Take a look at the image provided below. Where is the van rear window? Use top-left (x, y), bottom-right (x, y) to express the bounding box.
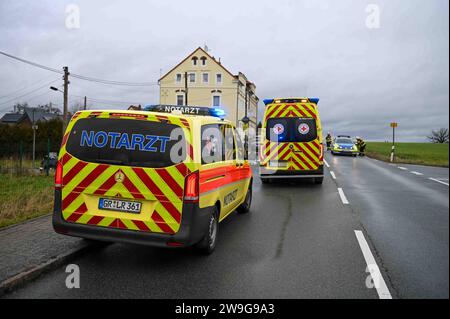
top-left (266, 118), bottom-right (317, 143)
top-left (66, 118), bottom-right (187, 168)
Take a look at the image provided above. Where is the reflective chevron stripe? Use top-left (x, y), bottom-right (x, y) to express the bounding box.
top-left (59, 110), bottom-right (196, 235)
top-left (260, 102), bottom-right (322, 171)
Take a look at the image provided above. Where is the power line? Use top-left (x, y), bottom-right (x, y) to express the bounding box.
top-left (0, 50), bottom-right (63, 74)
top-left (0, 79), bottom-right (60, 108)
top-left (0, 50), bottom-right (159, 87)
top-left (0, 74), bottom-right (58, 99)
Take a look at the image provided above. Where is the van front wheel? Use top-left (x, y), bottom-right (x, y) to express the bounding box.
top-left (196, 206), bottom-right (219, 255)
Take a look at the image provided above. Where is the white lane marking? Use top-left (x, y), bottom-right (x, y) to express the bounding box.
top-left (410, 171), bottom-right (424, 176)
top-left (354, 230), bottom-right (392, 299)
top-left (330, 171), bottom-right (336, 180)
top-left (429, 178), bottom-right (449, 186)
top-left (338, 188), bottom-right (349, 204)
top-left (398, 167), bottom-right (408, 170)
top-left (324, 160), bottom-right (330, 168)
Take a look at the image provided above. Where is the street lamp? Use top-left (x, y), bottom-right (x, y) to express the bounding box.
top-left (50, 86), bottom-right (62, 93)
top-left (50, 86), bottom-right (66, 136)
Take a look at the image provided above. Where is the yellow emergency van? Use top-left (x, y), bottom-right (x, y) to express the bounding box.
top-left (259, 98), bottom-right (324, 184)
top-left (53, 106), bottom-right (252, 254)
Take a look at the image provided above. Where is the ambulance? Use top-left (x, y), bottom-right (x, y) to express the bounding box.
top-left (53, 106), bottom-right (252, 254)
top-left (259, 98), bottom-right (324, 184)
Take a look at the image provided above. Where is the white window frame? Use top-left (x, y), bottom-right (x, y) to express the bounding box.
top-left (202, 72), bottom-right (209, 84)
top-left (212, 95), bottom-right (221, 107)
top-left (216, 73), bottom-right (223, 85)
top-left (200, 57), bottom-right (207, 66)
top-left (192, 57), bottom-right (198, 67)
top-left (176, 94), bottom-right (185, 106)
top-left (175, 73), bottom-right (182, 84)
top-left (189, 73), bottom-right (196, 83)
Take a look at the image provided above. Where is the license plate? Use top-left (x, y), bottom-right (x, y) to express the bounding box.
top-left (270, 161), bottom-right (288, 168)
top-left (99, 198), bottom-right (142, 214)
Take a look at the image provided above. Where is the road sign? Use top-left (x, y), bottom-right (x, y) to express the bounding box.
top-left (390, 122), bottom-right (398, 128)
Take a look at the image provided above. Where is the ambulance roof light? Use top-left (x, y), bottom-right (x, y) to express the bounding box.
top-left (309, 98), bottom-right (320, 105)
top-left (263, 98), bottom-right (320, 105)
top-left (144, 105), bottom-right (226, 118)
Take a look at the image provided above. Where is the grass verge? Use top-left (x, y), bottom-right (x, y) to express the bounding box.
top-left (366, 142), bottom-right (449, 167)
top-left (0, 174), bottom-right (54, 229)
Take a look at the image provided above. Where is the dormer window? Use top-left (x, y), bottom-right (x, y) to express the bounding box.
top-left (200, 56), bottom-right (207, 66)
top-left (192, 57), bottom-right (198, 66)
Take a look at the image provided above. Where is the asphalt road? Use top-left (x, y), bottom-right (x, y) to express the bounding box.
top-left (4, 154), bottom-right (448, 299)
top-left (326, 154), bottom-right (449, 298)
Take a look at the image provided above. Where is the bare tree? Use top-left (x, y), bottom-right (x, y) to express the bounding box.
top-left (427, 128), bottom-right (449, 144)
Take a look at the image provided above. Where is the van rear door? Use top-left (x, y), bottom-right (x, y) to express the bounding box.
top-left (60, 111), bottom-right (194, 234)
top-left (262, 103), bottom-right (322, 171)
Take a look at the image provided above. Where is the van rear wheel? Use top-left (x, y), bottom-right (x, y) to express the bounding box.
top-left (237, 185), bottom-right (252, 214)
top-left (314, 177), bottom-right (324, 185)
top-left (196, 206), bottom-right (219, 255)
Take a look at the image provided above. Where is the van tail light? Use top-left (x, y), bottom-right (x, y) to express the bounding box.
top-left (184, 171), bottom-right (199, 203)
top-left (319, 144), bottom-right (324, 161)
top-left (55, 161), bottom-right (63, 190)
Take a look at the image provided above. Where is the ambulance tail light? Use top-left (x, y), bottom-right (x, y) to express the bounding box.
top-left (319, 144), bottom-right (324, 161)
top-left (55, 161), bottom-right (63, 190)
top-left (184, 171), bottom-right (199, 203)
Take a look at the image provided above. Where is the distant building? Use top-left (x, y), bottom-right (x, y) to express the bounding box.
top-left (0, 107), bottom-right (62, 126)
top-left (159, 47), bottom-right (259, 132)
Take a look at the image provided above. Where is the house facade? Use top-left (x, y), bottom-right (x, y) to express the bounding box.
top-left (159, 47), bottom-right (259, 133)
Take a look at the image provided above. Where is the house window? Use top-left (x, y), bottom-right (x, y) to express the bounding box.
top-left (176, 74), bottom-right (182, 84)
top-left (213, 95), bottom-right (221, 107)
top-left (216, 73), bottom-right (222, 84)
top-left (200, 56), bottom-right (207, 66)
top-left (192, 57), bottom-right (198, 66)
top-left (189, 73), bottom-right (196, 83)
top-left (202, 73), bottom-right (209, 84)
top-left (177, 95), bottom-right (184, 106)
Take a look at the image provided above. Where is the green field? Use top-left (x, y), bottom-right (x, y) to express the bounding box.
top-left (0, 174), bottom-right (54, 228)
top-left (366, 142), bottom-right (449, 167)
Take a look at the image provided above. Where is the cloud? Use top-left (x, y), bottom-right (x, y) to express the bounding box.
top-left (0, 0), bottom-right (448, 141)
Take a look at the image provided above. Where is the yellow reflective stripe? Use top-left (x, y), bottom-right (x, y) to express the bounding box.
top-left (142, 219), bottom-right (163, 233)
top-left (166, 166), bottom-right (185, 189)
top-left (104, 182), bottom-right (132, 198)
top-left (62, 164), bottom-right (98, 199)
top-left (77, 213), bottom-right (93, 224)
top-left (62, 156), bottom-right (78, 177)
top-left (121, 167), bottom-right (156, 200)
top-left (97, 216), bottom-right (115, 227)
top-left (122, 219), bottom-right (139, 231)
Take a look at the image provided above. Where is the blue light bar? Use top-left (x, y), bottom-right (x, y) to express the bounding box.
top-left (309, 98), bottom-right (320, 105)
top-left (263, 99), bottom-right (274, 105)
top-left (210, 108), bottom-right (226, 118)
top-left (144, 105), bottom-right (226, 118)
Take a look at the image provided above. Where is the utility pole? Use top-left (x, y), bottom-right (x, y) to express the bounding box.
top-left (63, 66), bottom-right (69, 134)
top-left (32, 109), bottom-right (36, 170)
top-left (84, 96), bottom-right (87, 110)
top-left (390, 122), bottom-right (398, 162)
top-left (184, 72), bottom-right (188, 106)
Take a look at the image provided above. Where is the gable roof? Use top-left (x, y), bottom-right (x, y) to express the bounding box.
top-left (0, 108), bottom-right (61, 124)
top-left (0, 113), bottom-right (26, 123)
top-left (159, 47), bottom-right (237, 81)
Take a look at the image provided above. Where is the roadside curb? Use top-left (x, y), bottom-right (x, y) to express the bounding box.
top-left (0, 241), bottom-right (94, 297)
top-left (0, 213), bottom-right (52, 232)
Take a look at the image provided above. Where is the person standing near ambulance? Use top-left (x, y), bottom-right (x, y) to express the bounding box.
top-left (325, 133), bottom-right (332, 151)
top-left (356, 137), bottom-right (367, 156)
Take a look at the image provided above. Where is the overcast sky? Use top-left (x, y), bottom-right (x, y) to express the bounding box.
top-left (0, 0), bottom-right (448, 141)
